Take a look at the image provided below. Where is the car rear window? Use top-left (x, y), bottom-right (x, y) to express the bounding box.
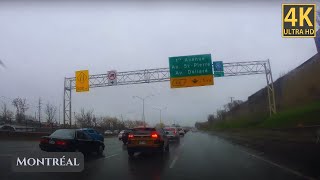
top-left (164, 128), bottom-right (176, 131)
top-left (132, 128), bottom-right (156, 135)
top-left (50, 129), bottom-right (75, 139)
top-left (88, 130), bottom-right (95, 133)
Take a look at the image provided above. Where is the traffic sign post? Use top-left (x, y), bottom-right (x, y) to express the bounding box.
top-left (107, 70), bottom-right (117, 85)
top-left (213, 61), bottom-right (224, 77)
top-left (169, 54), bottom-right (213, 88)
top-left (75, 70), bottom-right (89, 92)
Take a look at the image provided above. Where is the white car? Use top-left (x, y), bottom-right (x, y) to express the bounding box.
top-left (104, 130), bottom-right (113, 135)
top-left (118, 130), bottom-right (125, 140)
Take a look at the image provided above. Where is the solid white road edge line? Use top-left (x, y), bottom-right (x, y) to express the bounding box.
top-left (241, 150), bottom-right (315, 180)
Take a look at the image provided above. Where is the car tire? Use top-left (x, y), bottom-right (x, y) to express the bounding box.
top-left (128, 151), bottom-right (134, 157)
top-left (97, 145), bottom-right (104, 156)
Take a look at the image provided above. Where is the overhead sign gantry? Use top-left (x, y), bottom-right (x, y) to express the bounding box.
top-left (64, 54), bottom-right (276, 126)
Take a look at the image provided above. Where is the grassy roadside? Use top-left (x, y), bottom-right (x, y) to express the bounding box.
top-left (204, 102), bottom-right (320, 131)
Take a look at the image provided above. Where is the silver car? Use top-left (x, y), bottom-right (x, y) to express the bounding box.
top-left (164, 127), bottom-right (180, 142)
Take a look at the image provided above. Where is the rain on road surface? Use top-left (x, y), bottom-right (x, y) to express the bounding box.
top-left (0, 132), bottom-right (304, 180)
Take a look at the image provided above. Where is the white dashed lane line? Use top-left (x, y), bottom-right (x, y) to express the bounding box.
top-left (169, 143), bottom-right (185, 169)
top-left (104, 154), bottom-right (119, 159)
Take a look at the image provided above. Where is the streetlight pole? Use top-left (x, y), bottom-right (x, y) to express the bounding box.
top-left (133, 95), bottom-right (153, 126)
top-left (59, 104), bottom-right (61, 125)
top-left (153, 107), bottom-right (167, 125)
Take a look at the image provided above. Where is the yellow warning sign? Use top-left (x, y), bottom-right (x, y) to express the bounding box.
top-left (170, 75), bottom-right (214, 88)
top-left (75, 70), bottom-right (89, 92)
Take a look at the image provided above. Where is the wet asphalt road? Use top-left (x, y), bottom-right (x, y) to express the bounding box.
top-left (0, 132), bottom-right (307, 180)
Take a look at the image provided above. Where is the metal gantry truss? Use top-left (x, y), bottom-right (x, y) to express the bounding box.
top-left (63, 60), bottom-right (276, 126)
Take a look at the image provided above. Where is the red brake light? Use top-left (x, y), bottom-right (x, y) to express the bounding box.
top-left (151, 132), bottom-right (158, 138)
top-left (128, 134), bottom-right (134, 138)
top-left (40, 138), bottom-right (49, 144)
top-left (56, 140), bottom-right (66, 146)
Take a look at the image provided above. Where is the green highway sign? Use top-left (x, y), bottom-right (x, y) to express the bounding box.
top-left (169, 54), bottom-right (214, 88)
top-left (213, 61), bottom-right (224, 77)
top-left (169, 54), bottom-right (213, 78)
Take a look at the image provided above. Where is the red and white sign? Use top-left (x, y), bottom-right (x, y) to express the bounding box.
top-left (107, 70), bottom-right (117, 85)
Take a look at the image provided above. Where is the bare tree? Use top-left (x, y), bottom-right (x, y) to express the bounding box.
top-left (224, 100), bottom-right (244, 112)
top-left (12, 97), bottom-right (29, 123)
top-left (75, 108), bottom-right (94, 128)
top-left (216, 109), bottom-right (227, 121)
top-left (207, 114), bottom-right (215, 123)
top-left (44, 103), bottom-right (57, 124)
top-left (1, 103), bottom-right (14, 124)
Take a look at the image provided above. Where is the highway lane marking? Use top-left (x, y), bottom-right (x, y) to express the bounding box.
top-left (240, 150), bottom-right (315, 180)
top-left (104, 154), bottom-right (119, 159)
top-left (169, 143), bottom-right (185, 169)
top-left (169, 156), bottom-right (178, 169)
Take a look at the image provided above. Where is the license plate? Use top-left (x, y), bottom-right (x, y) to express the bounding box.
top-left (49, 140), bottom-right (55, 144)
top-left (139, 141), bottom-right (146, 145)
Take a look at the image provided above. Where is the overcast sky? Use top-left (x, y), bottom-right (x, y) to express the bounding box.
top-left (0, 0), bottom-right (318, 127)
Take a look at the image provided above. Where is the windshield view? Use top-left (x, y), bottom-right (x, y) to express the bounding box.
top-left (0, 0), bottom-right (319, 180)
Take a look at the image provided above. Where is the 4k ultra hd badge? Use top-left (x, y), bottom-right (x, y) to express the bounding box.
top-left (282, 4), bottom-right (316, 38)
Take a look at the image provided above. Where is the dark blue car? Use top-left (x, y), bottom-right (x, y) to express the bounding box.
top-left (81, 128), bottom-right (104, 142)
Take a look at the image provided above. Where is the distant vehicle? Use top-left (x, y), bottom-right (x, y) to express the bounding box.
top-left (127, 127), bottom-right (169, 157)
top-left (39, 129), bottom-right (105, 155)
top-left (81, 128), bottom-right (104, 142)
top-left (184, 128), bottom-right (189, 133)
top-left (118, 130), bottom-right (125, 140)
top-left (113, 130), bottom-right (119, 134)
top-left (121, 129), bottom-right (132, 145)
top-left (104, 130), bottom-right (113, 135)
top-left (178, 128), bottom-right (185, 136)
top-left (164, 127), bottom-right (180, 142)
top-left (0, 125), bottom-right (16, 132)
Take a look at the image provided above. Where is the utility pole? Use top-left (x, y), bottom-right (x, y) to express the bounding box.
top-left (229, 97), bottom-right (234, 103)
top-left (74, 112), bottom-right (76, 128)
top-left (38, 98), bottom-right (42, 128)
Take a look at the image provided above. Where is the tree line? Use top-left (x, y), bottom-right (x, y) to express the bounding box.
top-left (207, 100), bottom-right (243, 123)
top-left (0, 97), bottom-right (58, 126)
top-left (1, 97), bottom-right (144, 130)
top-left (75, 108), bottom-right (145, 130)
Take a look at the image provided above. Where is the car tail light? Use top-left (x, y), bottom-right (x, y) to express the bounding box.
top-left (151, 132), bottom-right (158, 139)
top-left (40, 138), bottom-right (49, 144)
top-left (128, 134), bottom-right (134, 138)
top-left (56, 140), bottom-right (67, 146)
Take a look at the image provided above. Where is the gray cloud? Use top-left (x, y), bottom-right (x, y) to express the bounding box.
top-left (0, 1), bottom-right (317, 126)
